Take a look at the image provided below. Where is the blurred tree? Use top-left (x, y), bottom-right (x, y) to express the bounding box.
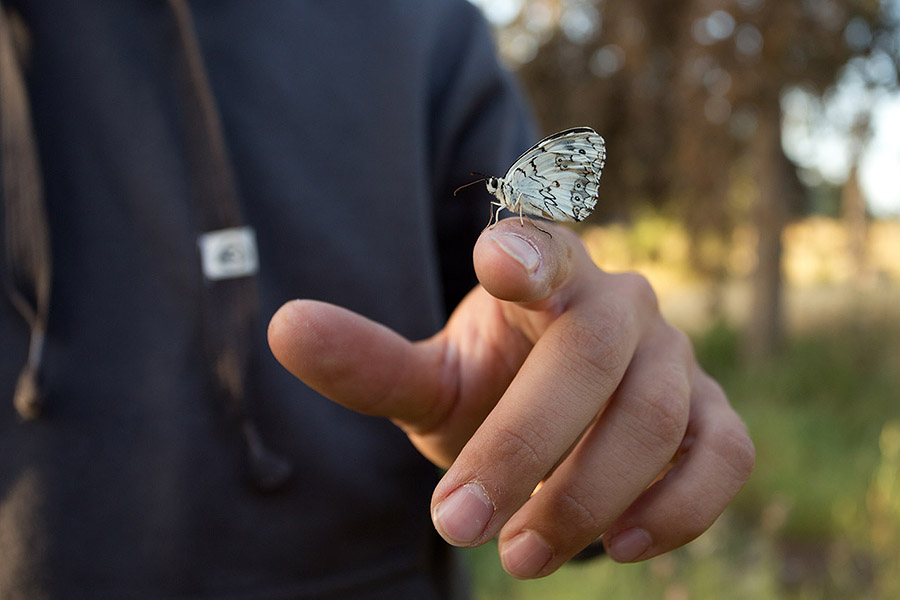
top-left (840, 106), bottom-right (875, 281)
top-left (842, 166), bottom-right (869, 279)
top-left (482, 0), bottom-right (899, 358)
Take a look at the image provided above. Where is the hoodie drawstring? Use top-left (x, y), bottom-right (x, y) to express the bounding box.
top-left (0, 2), bottom-right (51, 421)
top-left (0, 0), bottom-right (292, 493)
top-left (165, 0), bottom-right (292, 492)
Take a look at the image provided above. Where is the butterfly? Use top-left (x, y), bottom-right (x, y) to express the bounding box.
top-left (455, 127), bottom-right (606, 230)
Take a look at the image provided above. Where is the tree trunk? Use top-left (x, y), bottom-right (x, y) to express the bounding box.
top-left (842, 165), bottom-right (868, 281)
top-left (744, 107), bottom-right (790, 360)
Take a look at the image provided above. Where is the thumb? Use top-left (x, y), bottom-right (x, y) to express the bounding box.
top-left (473, 218), bottom-right (589, 313)
top-left (267, 299), bottom-right (448, 430)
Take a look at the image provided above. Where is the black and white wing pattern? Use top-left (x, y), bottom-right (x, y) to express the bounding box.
top-left (497, 127), bottom-right (606, 223)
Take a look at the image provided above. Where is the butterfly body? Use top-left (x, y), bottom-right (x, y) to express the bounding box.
top-left (486, 126), bottom-right (606, 225)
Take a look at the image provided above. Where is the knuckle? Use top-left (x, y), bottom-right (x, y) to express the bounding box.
top-left (664, 324), bottom-right (694, 363)
top-left (697, 372), bottom-right (729, 407)
top-left (677, 503), bottom-right (717, 541)
top-left (709, 420), bottom-right (756, 483)
top-left (555, 486), bottom-right (604, 536)
top-left (558, 317), bottom-right (629, 386)
top-left (615, 271), bottom-right (659, 313)
top-left (632, 368), bottom-right (691, 450)
top-left (658, 421), bottom-right (755, 546)
top-left (492, 423), bottom-right (550, 472)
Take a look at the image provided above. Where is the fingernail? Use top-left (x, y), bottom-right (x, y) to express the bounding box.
top-left (492, 233), bottom-right (541, 276)
top-left (606, 528), bottom-right (652, 562)
top-left (500, 530), bottom-right (553, 579)
top-left (432, 483), bottom-right (494, 546)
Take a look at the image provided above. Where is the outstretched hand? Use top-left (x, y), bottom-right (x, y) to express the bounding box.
top-left (267, 218), bottom-right (754, 579)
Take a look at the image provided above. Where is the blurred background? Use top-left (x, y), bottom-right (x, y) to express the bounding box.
top-left (464, 0), bottom-right (900, 597)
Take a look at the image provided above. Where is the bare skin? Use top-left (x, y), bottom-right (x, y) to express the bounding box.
top-left (268, 218), bottom-right (754, 579)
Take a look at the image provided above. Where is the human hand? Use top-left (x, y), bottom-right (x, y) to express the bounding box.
top-left (267, 218), bottom-right (754, 579)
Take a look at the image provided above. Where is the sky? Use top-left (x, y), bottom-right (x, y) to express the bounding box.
top-left (860, 98), bottom-right (900, 216)
top-left (781, 59), bottom-right (900, 218)
top-left (469, 0), bottom-right (900, 218)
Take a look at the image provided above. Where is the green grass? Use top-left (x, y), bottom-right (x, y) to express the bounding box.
top-left (700, 317), bottom-right (900, 540)
top-left (468, 308), bottom-right (900, 599)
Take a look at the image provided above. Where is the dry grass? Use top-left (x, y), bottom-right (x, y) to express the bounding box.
top-left (580, 216), bottom-right (900, 334)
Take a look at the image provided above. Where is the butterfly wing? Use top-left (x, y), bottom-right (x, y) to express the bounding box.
top-left (504, 127), bottom-right (606, 222)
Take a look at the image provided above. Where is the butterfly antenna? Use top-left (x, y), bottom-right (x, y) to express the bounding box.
top-left (452, 172), bottom-right (488, 196)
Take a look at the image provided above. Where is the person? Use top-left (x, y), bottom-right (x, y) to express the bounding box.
top-left (0, 0), bottom-right (754, 597)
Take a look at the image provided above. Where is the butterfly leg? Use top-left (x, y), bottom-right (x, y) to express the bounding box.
top-left (527, 217), bottom-right (552, 237)
top-left (515, 194), bottom-right (551, 237)
top-left (484, 202), bottom-right (504, 231)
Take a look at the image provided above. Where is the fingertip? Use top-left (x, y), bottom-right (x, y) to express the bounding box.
top-left (267, 299), bottom-right (295, 353)
top-left (267, 299), bottom-right (321, 371)
top-left (474, 219), bottom-right (569, 303)
top-left (603, 527), bottom-right (653, 563)
top-left (268, 298), bottom-right (301, 333)
top-left (474, 230), bottom-right (544, 301)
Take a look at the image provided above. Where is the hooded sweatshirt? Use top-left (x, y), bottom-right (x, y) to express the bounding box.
top-left (0, 1), bottom-right (535, 597)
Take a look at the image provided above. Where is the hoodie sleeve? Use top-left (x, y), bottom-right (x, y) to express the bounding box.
top-left (424, 0), bottom-right (538, 312)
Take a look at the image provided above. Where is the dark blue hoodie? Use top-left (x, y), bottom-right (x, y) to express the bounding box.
top-left (0, 1), bottom-right (535, 597)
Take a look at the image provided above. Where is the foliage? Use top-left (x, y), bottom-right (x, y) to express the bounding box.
top-left (868, 421), bottom-right (900, 598)
top-left (490, 0), bottom-right (899, 224)
top-left (481, 0), bottom-right (900, 355)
